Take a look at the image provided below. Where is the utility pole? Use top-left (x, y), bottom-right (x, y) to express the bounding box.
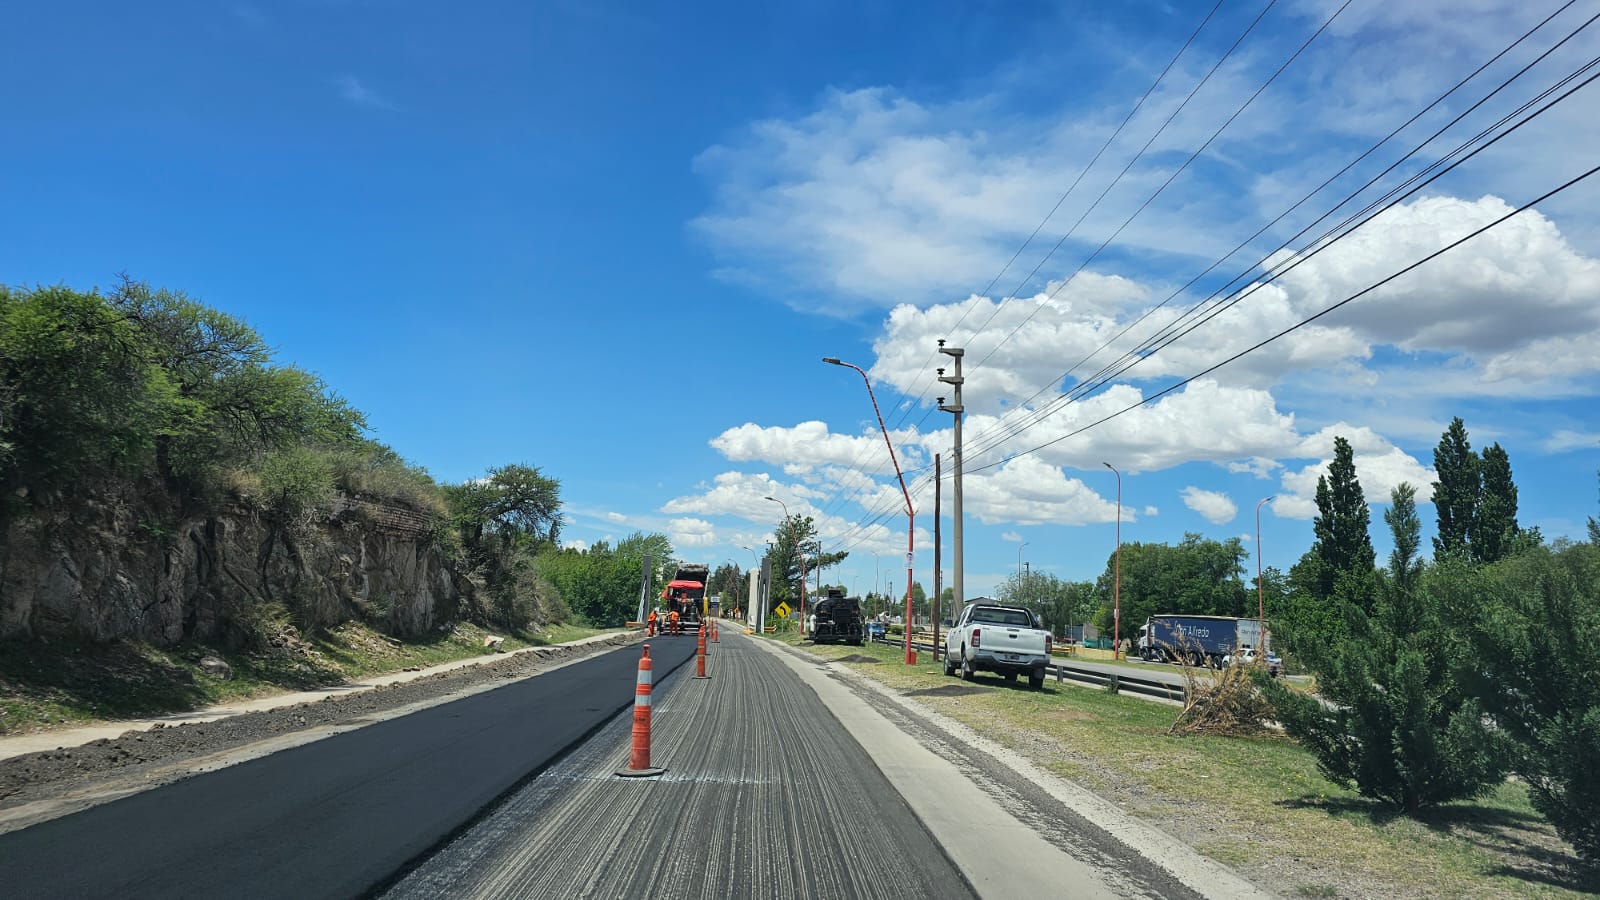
top-left (937, 340), bottom-right (965, 612)
top-left (933, 452), bottom-right (942, 654)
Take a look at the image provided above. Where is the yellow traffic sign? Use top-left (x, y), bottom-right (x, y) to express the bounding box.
top-left (773, 602), bottom-right (792, 619)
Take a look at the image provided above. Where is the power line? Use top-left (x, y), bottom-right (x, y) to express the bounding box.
top-left (967, 161), bottom-right (1600, 475)
top-left (807, 1), bottom-right (1236, 529)
top-left (825, 19), bottom-right (1598, 556)
top-left (959, 0), bottom-right (1297, 365)
top-left (964, 47), bottom-right (1600, 465)
top-left (832, 0), bottom-right (1341, 542)
top-left (821, 4), bottom-right (1593, 559)
top-left (966, 0), bottom-right (1583, 448)
top-left (954, 7), bottom-right (1596, 463)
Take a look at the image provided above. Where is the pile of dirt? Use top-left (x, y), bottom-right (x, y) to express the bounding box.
top-left (832, 654), bottom-right (879, 664)
top-left (0, 633), bottom-right (638, 822)
top-left (905, 684), bottom-right (991, 697)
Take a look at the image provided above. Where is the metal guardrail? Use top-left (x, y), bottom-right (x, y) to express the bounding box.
top-left (870, 632), bottom-right (1187, 704)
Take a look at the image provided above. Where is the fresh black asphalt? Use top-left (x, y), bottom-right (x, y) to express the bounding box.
top-left (0, 636), bottom-right (699, 900)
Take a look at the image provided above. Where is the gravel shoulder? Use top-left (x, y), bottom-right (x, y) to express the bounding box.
top-left (0, 631), bottom-right (643, 833)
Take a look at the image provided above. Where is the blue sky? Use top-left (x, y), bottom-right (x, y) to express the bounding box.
top-left (4, 0), bottom-right (1598, 603)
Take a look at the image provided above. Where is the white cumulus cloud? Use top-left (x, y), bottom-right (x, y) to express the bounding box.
top-left (1180, 487), bottom-right (1238, 524)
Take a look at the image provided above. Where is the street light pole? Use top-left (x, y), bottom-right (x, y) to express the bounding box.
top-left (1016, 541), bottom-right (1028, 602)
top-left (824, 356), bottom-right (917, 666)
top-left (1256, 496), bottom-right (1274, 650)
top-left (764, 496), bottom-right (806, 637)
top-left (1103, 462), bottom-right (1121, 660)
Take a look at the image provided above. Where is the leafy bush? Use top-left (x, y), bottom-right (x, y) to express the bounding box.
top-left (1264, 484), bottom-right (1512, 813)
top-left (0, 281), bottom-right (370, 511)
top-left (322, 441), bottom-right (447, 517)
top-left (1438, 543), bottom-right (1600, 863)
top-left (249, 447), bottom-right (335, 525)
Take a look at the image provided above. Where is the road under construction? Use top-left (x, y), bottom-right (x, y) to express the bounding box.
top-left (0, 624), bottom-right (1266, 898)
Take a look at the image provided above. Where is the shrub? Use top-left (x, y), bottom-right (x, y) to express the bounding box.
top-left (1439, 544), bottom-right (1600, 863)
top-left (252, 447), bottom-right (335, 525)
top-left (1264, 484), bottom-right (1512, 813)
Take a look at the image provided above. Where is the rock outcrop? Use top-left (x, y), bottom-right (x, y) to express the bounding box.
top-left (0, 486), bottom-right (462, 645)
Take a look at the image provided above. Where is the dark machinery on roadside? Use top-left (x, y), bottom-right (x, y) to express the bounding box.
top-left (808, 588), bottom-right (864, 646)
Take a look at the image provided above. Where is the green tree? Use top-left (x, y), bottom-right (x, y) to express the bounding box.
top-left (1278, 436), bottom-right (1376, 661)
top-left (0, 285), bottom-right (168, 506)
top-left (1277, 552), bottom-right (1341, 661)
top-left (444, 465), bottom-right (566, 628)
top-left (0, 282), bottom-right (366, 516)
top-left (712, 562), bottom-right (744, 612)
top-left (109, 279), bottom-right (365, 482)
top-left (1089, 534), bottom-right (1249, 636)
top-left (909, 581), bottom-right (928, 620)
top-left (1432, 417), bottom-right (1479, 561)
top-left (445, 464), bottom-right (564, 556)
top-left (1001, 571), bottom-right (1098, 637)
top-left (1265, 482), bottom-right (1511, 813)
top-left (535, 531), bottom-right (673, 628)
top-left (1312, 436), bottom-right (1376, 602)
top-left (1440, 542), bottom-right (1600, 863)
top-left (1475, 443), bottom-right (1520, 564)
top-left (768, 514), bottom-right (847, 608)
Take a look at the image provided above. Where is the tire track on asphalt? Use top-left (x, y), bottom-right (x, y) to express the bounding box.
top-left (384, 633), bottom-right (974, 900)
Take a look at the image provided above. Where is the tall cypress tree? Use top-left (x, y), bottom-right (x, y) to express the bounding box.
top-left (1432, 417), bottom-right (1479, 561)
top-left (1475, 443), bottom-right (1519, 564)
top-left (1311, 436), bottom-right (1376, 604)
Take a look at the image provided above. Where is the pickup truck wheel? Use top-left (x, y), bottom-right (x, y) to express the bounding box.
top-left (960, 651), bottom-right (975, 682)
top-left (1028, 670), bottom-right (1045, 690)
top-left (941, 649), bottom-right (956, 677)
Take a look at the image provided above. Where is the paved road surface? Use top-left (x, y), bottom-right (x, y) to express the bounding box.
top-left (0, 638), bottom-right (696, 900)
top-left (384, 633), bottom-right (977, 900)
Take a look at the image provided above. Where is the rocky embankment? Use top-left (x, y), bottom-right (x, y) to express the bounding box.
top-left (1, 487), bottom-right (462, 645)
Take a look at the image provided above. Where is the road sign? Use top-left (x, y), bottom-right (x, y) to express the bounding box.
top-left (773, 602), bottom-right (792, 619)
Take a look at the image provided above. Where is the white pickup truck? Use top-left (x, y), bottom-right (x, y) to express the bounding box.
top-left (942, 602), bottom-right (1054, 689)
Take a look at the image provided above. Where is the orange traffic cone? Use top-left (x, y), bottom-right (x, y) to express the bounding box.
top-left (694, 621), bottom-right (709, 679)
top-left (712, 619), bottom-right (719, 643)
top-left (616, 644), bottom-right (664, 777)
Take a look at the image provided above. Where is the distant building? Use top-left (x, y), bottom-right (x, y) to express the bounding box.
top-left (1062, 625), bottom-right (1100, 644)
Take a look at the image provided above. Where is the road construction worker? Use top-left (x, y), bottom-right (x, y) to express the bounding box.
top-left (668, 608), bottom-right (681, 635)
top-left (647, 609), bottom-right (658, 637)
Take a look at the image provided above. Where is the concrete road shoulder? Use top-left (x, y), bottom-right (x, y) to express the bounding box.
top-left (750, 637), bottom-right (1276, 900)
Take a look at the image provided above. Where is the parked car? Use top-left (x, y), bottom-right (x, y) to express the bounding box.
top-left (1222, 647), bottom-right (1282, 676)
top-left (942, 602), bottom-right (1053, 689)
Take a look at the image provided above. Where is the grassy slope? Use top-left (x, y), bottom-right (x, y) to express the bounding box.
top-left (785, 634), bottom-right (1593, 900)
top-left (0, 621), bottom-right (609, 734)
